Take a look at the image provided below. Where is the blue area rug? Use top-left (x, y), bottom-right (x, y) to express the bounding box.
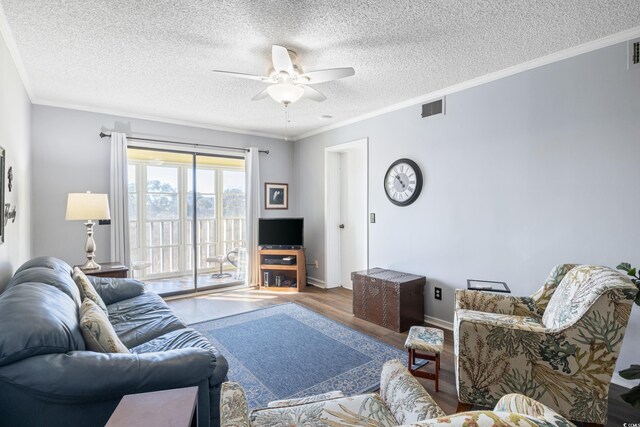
top-left (191, 303), bottom-right (406, 409)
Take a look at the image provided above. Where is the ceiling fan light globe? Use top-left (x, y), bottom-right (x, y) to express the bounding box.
top-left (267, 83), bottom-right (304, 104)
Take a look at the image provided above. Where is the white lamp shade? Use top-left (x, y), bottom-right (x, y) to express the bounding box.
top-left (267, 83), bottom-right (304, 104)
top-left (66, 192), bottom-right (111, 221)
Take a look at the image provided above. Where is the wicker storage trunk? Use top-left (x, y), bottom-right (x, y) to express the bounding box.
top-left (351, 268), bottom-right (425, 332)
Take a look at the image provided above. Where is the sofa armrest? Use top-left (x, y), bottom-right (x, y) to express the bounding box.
top-left (220, 382), bottom-right (250, 427)
top-left (87, 276), bottom-right (145, 305)
top-left (455, 289), bottom-right (543, 317)
top-left (495, 394), bottom-right (576, 426)
top-left (379, 359), bottom-right (445, 424)
top-left (0, 348), bottom-right (216, 401)
top-left (456, 309), bottom-right (547, 333)
top-left (267, 390), bottom-right (344, 408)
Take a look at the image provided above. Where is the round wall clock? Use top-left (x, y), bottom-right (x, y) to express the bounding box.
top-left (384, 158), bottom-right (423, 206)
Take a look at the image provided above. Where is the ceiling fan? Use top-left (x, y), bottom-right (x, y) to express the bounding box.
top-left (212, 45), bottom-right (355, 105)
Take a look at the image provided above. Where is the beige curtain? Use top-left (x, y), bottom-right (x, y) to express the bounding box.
top-left (109, 132), bottom-right (131, 269)
top-left (245, 148), bottom-right (260, 285)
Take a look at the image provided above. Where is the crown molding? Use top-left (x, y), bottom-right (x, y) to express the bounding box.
top-left (293, 25), bottom-right (640, 141)
top-left (0, 3), bottom-right (34, 101)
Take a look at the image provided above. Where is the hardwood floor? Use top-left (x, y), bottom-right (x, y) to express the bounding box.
top-left (166, 285), bottom-right (638, 426)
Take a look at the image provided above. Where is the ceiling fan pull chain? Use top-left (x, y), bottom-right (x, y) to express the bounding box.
top-left (283, 104), bottom-right (289, 141)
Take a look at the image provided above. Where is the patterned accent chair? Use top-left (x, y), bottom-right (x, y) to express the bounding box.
top-left (454, 264), bottom-right (638, 426)
top-left (220, 359), bottom-right (575, 427)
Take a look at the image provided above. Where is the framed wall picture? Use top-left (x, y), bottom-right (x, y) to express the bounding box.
top-left (0, 147), bottom-right (5, 243)
top-left (265, 183), bottom-right (288, 210)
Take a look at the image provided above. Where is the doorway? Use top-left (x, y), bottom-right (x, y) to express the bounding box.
top-left (127, 147), bottom-right (247, 295)
top-left (325, 138), bottom-right (368, 289)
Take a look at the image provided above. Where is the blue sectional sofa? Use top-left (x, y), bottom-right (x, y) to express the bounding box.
top-left (0, 256), bottom-right (228, 427)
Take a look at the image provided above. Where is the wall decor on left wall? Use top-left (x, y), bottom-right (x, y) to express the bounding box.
top-left (0, 147), bottom-right (5, 243)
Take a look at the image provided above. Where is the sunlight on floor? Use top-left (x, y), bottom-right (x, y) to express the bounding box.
top-left (199, 294), bottom-right (279, 302)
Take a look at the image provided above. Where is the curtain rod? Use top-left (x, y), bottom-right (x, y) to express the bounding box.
top-left (99, 132), bottom-right (269, 154)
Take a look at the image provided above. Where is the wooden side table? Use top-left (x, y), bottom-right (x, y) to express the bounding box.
top-left (80, 262), bottom-right (129, 278)
top-left (106, 386), bottom-right (198, 427)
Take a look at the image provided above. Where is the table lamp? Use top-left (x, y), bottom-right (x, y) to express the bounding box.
top-left (66, 192), bottom-right (111, 271)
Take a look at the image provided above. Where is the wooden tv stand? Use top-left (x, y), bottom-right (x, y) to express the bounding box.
top-left (259, 247), bottom-right (306, 292)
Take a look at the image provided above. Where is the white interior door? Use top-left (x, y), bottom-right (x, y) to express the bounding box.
top-left (339, 149), bottom-right (367, 288)
top-left (325, 139), bottom-right (368, 289)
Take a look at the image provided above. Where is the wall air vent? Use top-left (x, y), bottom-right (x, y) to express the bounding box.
top-left (629, 38), bottom-right (640, 69)
top-left (421, 97), bottom-right (445, 118)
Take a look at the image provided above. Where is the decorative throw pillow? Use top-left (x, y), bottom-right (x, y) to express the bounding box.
top-left (72, 267), bottom-right (108, 314)
top-left (80, 299), bottom-right (129, 353)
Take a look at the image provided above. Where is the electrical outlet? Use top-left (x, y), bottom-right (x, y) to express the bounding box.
top-left (314, 260), bottom-right (319, 269)
top-left (434, 287), bottom-right (442, 300)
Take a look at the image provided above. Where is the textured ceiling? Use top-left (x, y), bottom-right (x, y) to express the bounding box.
top-left (2, 1), bottom-right (639, 140)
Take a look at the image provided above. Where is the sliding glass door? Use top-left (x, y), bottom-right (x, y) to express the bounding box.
top-left (127, 148), bottom-right (246, 295)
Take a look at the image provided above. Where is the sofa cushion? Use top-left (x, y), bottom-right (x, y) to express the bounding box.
top-left (4, 267), bottom-right (81, 306)
top-left (130, 328), bottom-right (212, 354)
top-left (0, 283), bottom-right (85, 366)
top-left (80, 299), bottom-right (129, 354)
top-left (73, 267), bottom-right (108, 314)
top-left (108, 292), bottom-right (186, 348)
top-left (87, 276), bottom-right (145, 305)
top-left (250, 393), bottom-right (397, 426)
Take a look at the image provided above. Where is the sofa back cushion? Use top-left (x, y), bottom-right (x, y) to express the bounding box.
top-left (542, 265), bottom-right (634, 330)
top-left (14, 256), bottom-right (73, 276)
top-left (0, 283), bottom-right (85, 366)
top-left (5, 268), bottom-right (81, 307)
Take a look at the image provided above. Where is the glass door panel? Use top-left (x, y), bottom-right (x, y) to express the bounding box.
top-left (195, 155), bottom-right (246, 289)
top-left (127, 147), bottom-right (246, 295)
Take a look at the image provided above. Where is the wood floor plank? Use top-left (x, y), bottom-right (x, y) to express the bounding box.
top-left (166, 285), bottom-right (638, 426)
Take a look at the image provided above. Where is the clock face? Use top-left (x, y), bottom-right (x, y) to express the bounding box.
top-left (384, 158), bottom-right (423, 206)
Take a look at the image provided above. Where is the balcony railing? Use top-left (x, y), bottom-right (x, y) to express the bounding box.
top-left (130, 216), bottom-right (245, 279)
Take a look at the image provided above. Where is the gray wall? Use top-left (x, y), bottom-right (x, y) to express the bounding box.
top-left (0, 32), bottom-right (32, 284)
top-left (31, 105), bottom-right (293, 265)
top-left (293, 41), bottom-right (640, 380)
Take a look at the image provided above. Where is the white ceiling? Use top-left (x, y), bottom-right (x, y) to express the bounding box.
top-left (1, 1), bottom-right (639, 140)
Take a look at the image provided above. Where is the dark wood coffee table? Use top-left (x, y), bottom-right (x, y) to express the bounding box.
top-left (105, 386), bottom-right (198, 427)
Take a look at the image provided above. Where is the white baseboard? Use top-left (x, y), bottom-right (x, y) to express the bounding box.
top-left (424, 315), bottom-right (453, 331)
top-left (306, 276), bottom-right (326, 288)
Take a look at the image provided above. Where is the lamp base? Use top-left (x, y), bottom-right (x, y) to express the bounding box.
top-left (81, 220), bottom-right (101, 271)
top-left (80, 259), bottom-right (102, 271)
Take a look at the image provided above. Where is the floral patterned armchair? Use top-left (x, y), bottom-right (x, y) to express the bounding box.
top-left (454, 264), bottom-right (638, 426)
top-left (220, 359), bottom-right (575, 426)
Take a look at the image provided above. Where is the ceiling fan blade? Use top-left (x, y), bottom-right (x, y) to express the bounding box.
top-left (272, 45), bottom-right (294, 76)
top-left (301, 67), bottom-right (355, 84)
top-left (251, 88), bottom-right (270, 101)
top-left (301, 85), bottom-right (327, 102)
top-left (212, 70), bottom-right (269, 82)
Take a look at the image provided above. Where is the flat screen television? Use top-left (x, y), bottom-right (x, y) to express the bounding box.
top-left (259, 218), bottom-right (304, 248)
